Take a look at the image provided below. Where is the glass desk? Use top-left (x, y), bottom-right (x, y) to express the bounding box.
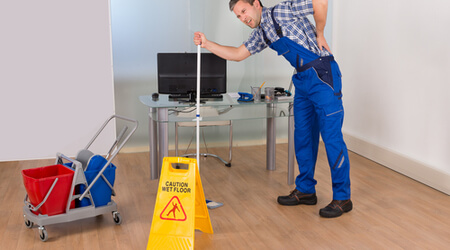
top-left (139, 94), bottom-right (296, 185)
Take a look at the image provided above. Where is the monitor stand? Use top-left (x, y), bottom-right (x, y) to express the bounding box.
top-left (178, 91), bottom-right (205, 105)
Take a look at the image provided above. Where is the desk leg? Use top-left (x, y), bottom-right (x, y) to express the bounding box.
top-left (266, 103), bottom-right (276, 171)
top-left (287, 103), bottom-right (295, 185)
top-left (157, 108), bottom-right (169, 174)
top-left (149, 108), bottom-right (159, 179)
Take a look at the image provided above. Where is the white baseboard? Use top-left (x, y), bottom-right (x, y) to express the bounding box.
top-left (344, 134), bottom-right (450, 195)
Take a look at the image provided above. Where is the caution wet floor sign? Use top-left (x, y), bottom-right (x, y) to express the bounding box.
top-left (147, 157), bottom-right (213, 250)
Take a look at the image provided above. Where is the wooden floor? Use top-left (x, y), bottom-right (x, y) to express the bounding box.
top-left (1, 144), bottom-right (449, 249)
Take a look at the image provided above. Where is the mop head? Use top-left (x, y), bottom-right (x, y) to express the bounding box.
top-left (206, 199), bottom-right (224, 209)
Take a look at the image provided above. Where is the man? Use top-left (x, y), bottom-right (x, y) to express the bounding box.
top-left (194, 0), bottom-right (352, 218)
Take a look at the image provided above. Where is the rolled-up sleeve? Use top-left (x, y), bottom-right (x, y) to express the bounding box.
top-left (243, 28), bottom-right (268, 55)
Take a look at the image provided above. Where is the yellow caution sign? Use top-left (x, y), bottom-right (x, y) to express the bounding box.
top-left (147, 157), bottom-right (213, 250)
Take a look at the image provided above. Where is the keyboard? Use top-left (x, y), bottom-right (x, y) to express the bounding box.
top-left (200, 93), bottom-right (223, 99)
top-left (169, 93), bottom-right (223, 100)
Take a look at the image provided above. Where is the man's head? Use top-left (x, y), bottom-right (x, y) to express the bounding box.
top-left (229, 0), bottom-right (263, 11)
top-left (229, 0), bottom-right (264, 29)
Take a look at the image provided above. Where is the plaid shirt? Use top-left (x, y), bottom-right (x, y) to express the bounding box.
top-left (244, 0), bottom-right (330, 56)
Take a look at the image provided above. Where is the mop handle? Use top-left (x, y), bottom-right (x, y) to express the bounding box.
top-left (196, 45), bottom-right (201, 167)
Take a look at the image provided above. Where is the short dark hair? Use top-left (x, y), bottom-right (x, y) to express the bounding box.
top-left (229, 0), bottom-right (263, 11)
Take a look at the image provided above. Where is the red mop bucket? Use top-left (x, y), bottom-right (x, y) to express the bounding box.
top-left (22, 164), bottom-right (75, 216)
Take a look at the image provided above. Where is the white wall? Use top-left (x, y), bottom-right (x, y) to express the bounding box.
top-left (111, 0), bottom-right (192, 149)
top-left (333, 0), bottom-right (450, 193)
top-left (0, 1), bottom-right (116, 161)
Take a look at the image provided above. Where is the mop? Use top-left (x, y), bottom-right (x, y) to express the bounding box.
top-left (196, 44), bottom-right (223, 209)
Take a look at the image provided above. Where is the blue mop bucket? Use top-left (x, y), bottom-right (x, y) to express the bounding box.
top-left (78, 155), bottom-right (116, 207)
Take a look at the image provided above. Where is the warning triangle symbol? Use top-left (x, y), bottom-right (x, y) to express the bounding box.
top-left (160, 196), bottom-right (187, 221)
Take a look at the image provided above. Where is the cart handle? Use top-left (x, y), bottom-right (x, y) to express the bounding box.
top-left (79, 115), bottom-right (138, 201)
top-left (24, 178), bottom-right (58, 212)
top-left (84, 115), bottom-right (138, 152)
top-left (105, 125), bottom-right (128, 160)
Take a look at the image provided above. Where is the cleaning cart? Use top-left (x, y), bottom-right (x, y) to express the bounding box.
top-left (22, 115), bottom-right (138, 242)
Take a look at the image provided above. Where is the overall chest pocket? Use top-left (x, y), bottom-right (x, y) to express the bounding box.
top-left (273, 41), bottom-right (290, 56)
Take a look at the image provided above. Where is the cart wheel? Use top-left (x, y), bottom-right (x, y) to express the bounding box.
top-left (24, 215), bottom-right (33, 229)
top-left (24, 220), bottom-right (34, 229)
top-left (112, 211), bottom-right (122, 225)
top-left (38, 227), bottom-right (48, 242)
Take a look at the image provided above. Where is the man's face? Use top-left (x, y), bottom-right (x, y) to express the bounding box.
top-left (233, 0), bottom-right (262, 29)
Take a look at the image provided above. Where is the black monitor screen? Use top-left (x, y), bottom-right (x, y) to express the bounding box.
top-left (157, 53), bottom-right (226, 96)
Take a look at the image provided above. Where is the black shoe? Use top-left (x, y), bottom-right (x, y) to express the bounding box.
top-left (319, 199), bottom-right (353, 218)
top-left (277, 189), bottom-right (317, 206)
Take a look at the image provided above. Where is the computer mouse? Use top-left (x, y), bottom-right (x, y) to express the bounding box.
top-left (152, 93), bottom-right (159, 100)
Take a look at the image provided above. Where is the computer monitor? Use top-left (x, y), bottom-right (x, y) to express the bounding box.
top-left (157, 52), bottom-right (226, 101)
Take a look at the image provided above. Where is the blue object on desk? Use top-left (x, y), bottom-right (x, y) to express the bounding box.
top-left (237, 92), bottom-right (253, 102)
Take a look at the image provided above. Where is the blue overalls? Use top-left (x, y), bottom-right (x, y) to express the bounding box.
top-left (262, 9), bottom-right (351, 200)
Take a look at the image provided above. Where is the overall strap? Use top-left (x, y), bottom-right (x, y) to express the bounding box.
top-left (262, 7), bottom-right (283, 46)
